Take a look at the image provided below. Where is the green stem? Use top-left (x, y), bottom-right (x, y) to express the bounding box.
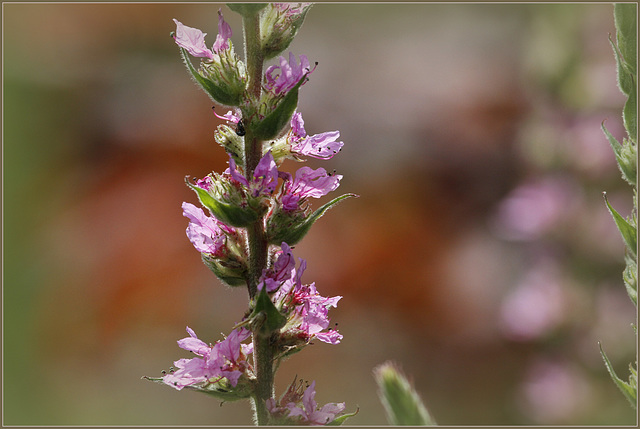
top-left (241, 9), bottom-right (273, 426)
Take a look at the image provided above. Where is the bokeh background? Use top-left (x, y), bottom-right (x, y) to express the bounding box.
top-left (3, 2), bottom-right (637, 425)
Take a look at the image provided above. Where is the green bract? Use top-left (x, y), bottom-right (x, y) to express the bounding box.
top-left (260, 4), bottom-right (311, 60)
top-left (251, 286), bottom-right (287, 334)
top-left (373, 362), bottom-right (436, 426)
top-left (201, 254), bottom-right (247, 287)
top-left (186, 178), bottom-right (259, 228)
top-left (267, 194), bottom-right (358, 246)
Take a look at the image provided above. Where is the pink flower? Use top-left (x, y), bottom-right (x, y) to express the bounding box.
top-left (211, 9), bottom-right (232, 54)
top-left (259, 242), bottom-right (296, 292)
top-left (265, 52), bottom-right (315, 95)
top-left (281, 166), bottom-right (342, 211)
top-left (273, 2), bottom-right (312, 15)
top-left (294, 283), bottom-right (343, 345)
top-left (172, 10), bottom-right (232, 59)
top-left (289, 112), bottom-right (344, 159)
top-left (162, 327), bottom-right (252, 390)
top-left (286, 381), bottom-right (346, 425)
top-left (213, 107), bottom-right (241, 124)
top-left (182, 202), bottom-right (228, 255)
top-left (228, 152), bottom-right (279, 198)
top-left (172, 19), bottom-right (214, 60)
top-left (265, 247), bottom-right (343, 345)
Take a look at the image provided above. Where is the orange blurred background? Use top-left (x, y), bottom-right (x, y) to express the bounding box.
top-left (3, 3), bottom-right (636, 425)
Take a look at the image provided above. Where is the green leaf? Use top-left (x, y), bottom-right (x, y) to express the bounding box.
top-left (623, 77), bottom-right (637, 143)
top-left (602, 122), bottom-right (637, 185)
top-left (373, 361), bottom-right (436, 426)
top-left (614, 3), bottom-right (637, 77)
top-left (186, 178), bottom-right (259, 228)
top-left (227, 3), bottom-right (267, 17)
top-left (268, 193), bottom-right (357, 246)
top-left (609, 34), bottom-right (635, 98)
top-left (179, 47), bottom-right (242, 106)
top-left (603, 192), bottom-right (637, 259)
top-left (327, 408), bottom-right (359, 426)
top-left (143, 376), bottom-right (252, 401)
top-left (251, 75), bottom-right (307, 140)
top-left (623, 253), bottom-right (638, 307)
top-left (252, 286), bottom-right (287, 333)
top-left (599, 343), bottom-right (637, 409)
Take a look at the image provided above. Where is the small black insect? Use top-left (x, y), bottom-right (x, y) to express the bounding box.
top-left (235, 119), bottom-right (246, 136)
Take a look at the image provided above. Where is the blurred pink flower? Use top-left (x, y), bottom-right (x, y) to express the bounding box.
top-left (517, 359), bottom-right (592, 424)
top-left (499, 263), bottom-right (567, 341)
top-left (493, 176), bottom-right (581, 240)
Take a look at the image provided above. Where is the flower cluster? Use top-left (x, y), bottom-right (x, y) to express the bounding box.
top-left (163, 327), bottom-right (253, 390)
top-left (266, 378), bottom-right (346, 425)
top-left (151, 5), bottom-right (355, 425)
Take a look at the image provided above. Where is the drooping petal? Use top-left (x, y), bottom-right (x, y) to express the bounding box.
top-left (172, 19), bottom-right (214, 59)
top-left (177, 326), bottom-right (211, 356)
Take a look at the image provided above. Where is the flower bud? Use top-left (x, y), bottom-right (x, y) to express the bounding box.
top-left (259, 3), bottom-right (312, 59)
top-left (173, 13), bottom-right (247, 106)
top-left (199, 49), bottom-right (247, 106)
top-left (214, 124), bottom-right (244, 166)
top-left (201, 252), bottom-right (247, 287)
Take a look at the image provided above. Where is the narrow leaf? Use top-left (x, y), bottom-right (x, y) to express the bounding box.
top-left (602, 122), bottom-right (637, 184)
top-left (327, 408), bottom-right (359, 426)
top-left (143, 376), bottom-right (251, 401)
top-left (614, 3), bottom-right (637, 76)
top-left (373, 361), bottom-right (436, 426)
top-left (268, 193), bottom-right (358, 246)
top-left (253, 286), bottom-right (287, 333)
top-left (603, 192), bottom-right (637, 259)
top-left (623, 76), bottom-right (637, 143)
top-left (598, 343), bottom-right (637, 409)
top-left (186, 178), bottom-right (259, 227)
top-left (609, 34), bottom-right (634, 97)
top-left (251, 75), bottom-right (307, 140)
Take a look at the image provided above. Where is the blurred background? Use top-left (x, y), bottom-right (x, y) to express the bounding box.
top-left (3, 2), bottom-right (637, 425)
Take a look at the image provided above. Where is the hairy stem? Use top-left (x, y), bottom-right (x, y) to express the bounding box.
top-left (242, 10), bottom-right (273, 426)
